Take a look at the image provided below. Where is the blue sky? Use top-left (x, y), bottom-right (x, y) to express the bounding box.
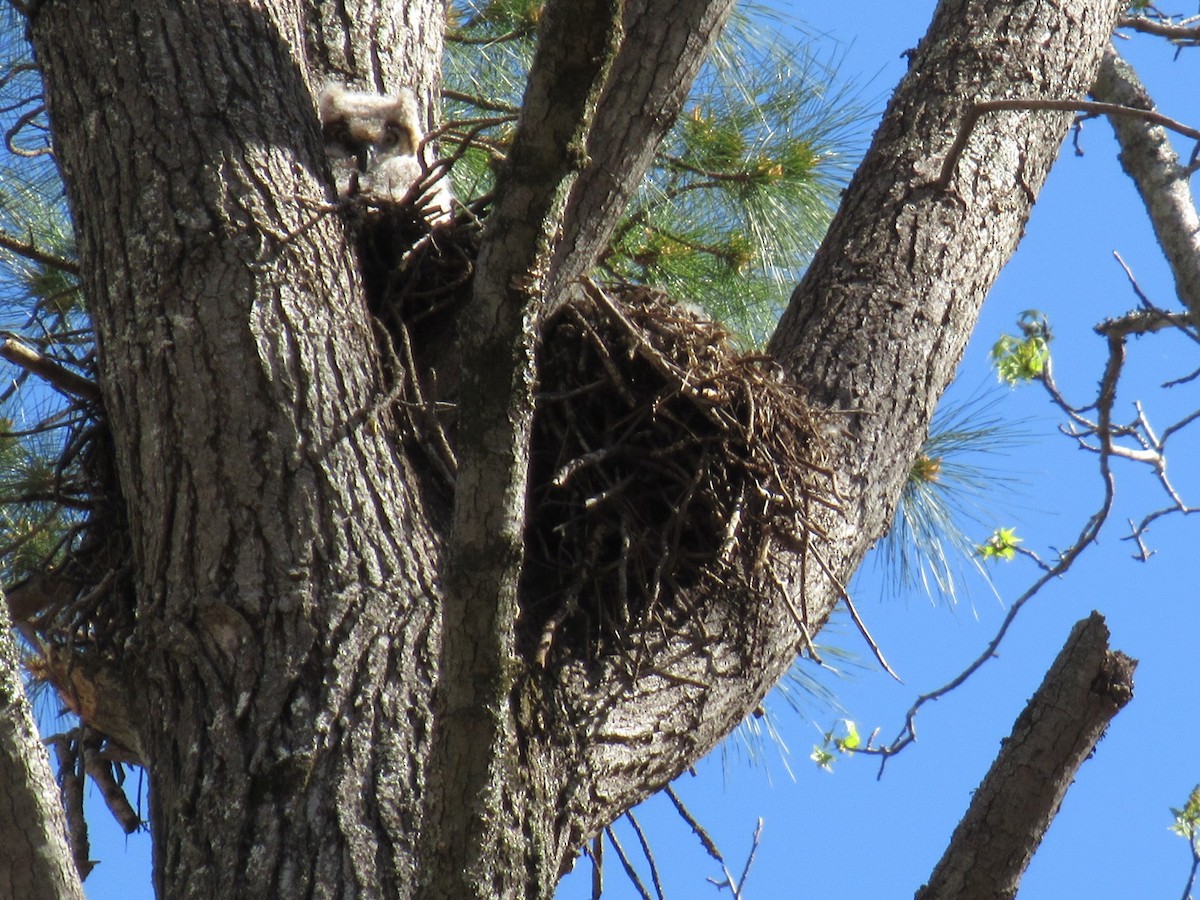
top-left (66, 4), bottom-right (1200, 898)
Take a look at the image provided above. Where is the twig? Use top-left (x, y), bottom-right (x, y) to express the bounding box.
top-left (664, 784), bottom-right (741, 897)
top-left (0, 228), bottom-right (79, 274)
top-left (862, 359), bottom-right (1118, 772)
top-left (51, 732), bottom-right (94, 880)
top-left (0, 335), bottom-right (100, 401)
top-left (1180, 839), bottom-right (1200, 900)
top-left (734, 819), bottom-right (763, 896)
top-left (82, 743), bottom-right (140, 834)
top-left (762, 559), bottom-right (823, 665)
top-left (604, 825), bottom-right (655, 900)
top-left (625, 811), bottom-right (665, 900)
top-left (1118, 14), bottom-right (1200, 44)
top-left (938, 98), bottom-right (1200, 188)
top-left (590, 834), bottom-right (603, 900)
top-left (808, 545), bottom-right (901, 682)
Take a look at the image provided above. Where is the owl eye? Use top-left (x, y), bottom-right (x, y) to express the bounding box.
top-left (381, 124), bottom-right (412, 153)
top-left (323, 121), bottom-right (357, 150)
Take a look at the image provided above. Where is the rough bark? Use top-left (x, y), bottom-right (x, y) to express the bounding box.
top-left (28, 1), bottom-right (443, 896)
top-left (1091, 45), bottom-right (1200, 318)
top-left (772, 0), bottom-right (1124, 567)
top-left (543, 0), bottom-right (737, 301)
top-left (19, 0), bottom-right (1126, 896)
top-left (423, 2), bottom-right (623, 895)
top-left (555, 0), bottom-right (1126, 848)
top-left (0, 592), bottom-right (85, 900)
top-left (916, 613), bottom-right (1136, 900)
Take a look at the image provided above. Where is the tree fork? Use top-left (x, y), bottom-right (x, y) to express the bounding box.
top-left (18, 0), bottom-right (1133, 896)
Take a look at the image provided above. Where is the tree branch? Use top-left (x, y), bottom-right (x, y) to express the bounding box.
top-left (937, 97), bottom-right (1200, 188)
top-left (0, 590), bottom-right (86, 899)
top-left (1118, 14), bottom-right (1200, 45)
top-left (564, 0), bottom-right (1128, 846)
top-left (770, 0), bottom-right (1125, 571)
top-left (1091, 45), bottom-right (1200, 319)
top-left (0, 336), bottom-right (99, 401)
top-left (916, 612), bottom-right (1136, 900)
top-left (0, 229), bottom-right (78, 275)
top-left (544, 0), bottom-right (737, 302)
top-left (426, 0), bottom-right (624, 893)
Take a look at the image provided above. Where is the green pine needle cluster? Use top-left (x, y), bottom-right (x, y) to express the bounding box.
top-left (0, 12), bottom-right (89, 588)
top-left (878, 390), bottom-right (1029, 605)
top-left (444, 2), bottom-right (865, 345)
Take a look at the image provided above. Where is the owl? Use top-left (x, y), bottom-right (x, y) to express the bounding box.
top-left (318, 84), bottom-right (453, 225)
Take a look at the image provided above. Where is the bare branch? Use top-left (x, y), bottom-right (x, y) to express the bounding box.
top-left (0, 336), bottom-right (100, 401)
top-left (916, 613), bottom-right (1135, 900)
top-left (605, 825), bottom-right (656, 900)
top-left (938, 97), bottom-right (1200, 189)
top-left (735, 819), bottom-right (763, 896)
top-left (664, 785), bottom-right (742, 898)
top-left (1118, 14), bottom-right (1200, 45)
top-left (624, 811), bottom-right (665, 900)
top-left (0, 229), bottom-right (78, 275)
top-left (1091, 46), bottom-right (1200, 317)
top-left (866, 354), bottom-right (1120, 769)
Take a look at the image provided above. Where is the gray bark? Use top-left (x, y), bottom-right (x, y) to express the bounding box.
top-left (28, 1), bottom-right (443, 896)
top-left (916, 613), bottom-right (1136, 900)
top-left (423, 2), bottom-right (623, 895)
top-left (0, 592), bottom-right (85, 900)
top-left (1091, 45), bottom-right (1200, 318)
top-left (543, 0), bottom-right (738, 302)
top-left (20, 0), bottom-right (1125, 896)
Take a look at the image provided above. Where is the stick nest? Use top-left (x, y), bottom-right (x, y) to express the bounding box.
top-left (523, 283), bottom-right (840, 665)
top-left (365, 208), bottom-right (842, 665)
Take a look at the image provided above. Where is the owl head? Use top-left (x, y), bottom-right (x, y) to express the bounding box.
top-left (319, 85), bottom-right (427, 201)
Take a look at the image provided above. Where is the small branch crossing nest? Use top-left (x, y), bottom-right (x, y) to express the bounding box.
top-left (366, 209), bottom-right (844, 665)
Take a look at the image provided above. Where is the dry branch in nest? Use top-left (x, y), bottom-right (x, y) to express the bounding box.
top-left (1, 394), bottom-right (144, 844)
top-left (10, 408), bottom-right (140, 752)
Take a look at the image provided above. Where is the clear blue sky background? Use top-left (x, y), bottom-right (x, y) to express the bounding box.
top-left (70, 4), bottom-right (1200, 898)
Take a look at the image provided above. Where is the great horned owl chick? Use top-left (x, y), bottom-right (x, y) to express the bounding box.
top-left (319, 85), bottom-right (453, 224)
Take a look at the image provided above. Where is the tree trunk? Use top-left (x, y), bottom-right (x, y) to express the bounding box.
top-left (28, 1), bottom-right (445, 895)
top-left (22, 0), bottom-right (1124, 896)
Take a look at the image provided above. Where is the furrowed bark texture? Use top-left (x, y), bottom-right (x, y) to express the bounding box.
top-left (543, 0), bottom-right (737, 301)
top-left (1091, 45), bottom-right (1200, 318)
top-left (770, 0), bottom-right (1123, 579)
top-left (0, 594), bottom-right (84, 900)
top-left (424, 0), bottom-right (622, 894)
top-left (29, 1), bottom-right (444, 896)
top-left (917, 612), bottom-right (1136, 900)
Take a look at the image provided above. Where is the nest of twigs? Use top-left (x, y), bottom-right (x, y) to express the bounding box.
top-left (368, 204), bottom-right (841, 666)
top-left (522, 283), bottom-right (839, 664)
